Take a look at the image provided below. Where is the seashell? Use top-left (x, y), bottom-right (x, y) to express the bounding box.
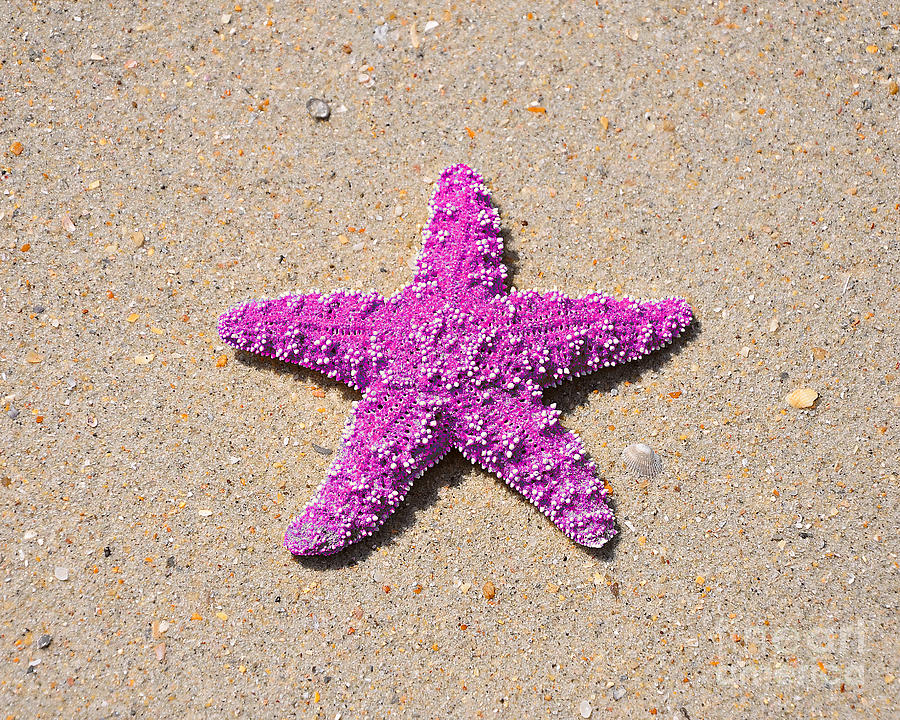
top-left (305, 97), bottom-right (330, 121)
top-left (786, 387), bottom-right (818, 409)
top-left (621, 443), bottom-right (663, 478)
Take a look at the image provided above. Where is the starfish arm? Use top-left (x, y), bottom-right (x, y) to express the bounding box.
top-left (412, 164), bottom-right (507, 298)
top-left (218, 290), bottom-right (392, 391)
top-left (284, 383), bottom-right (452, 555)
top-left (454, 390), bottom-right (616, 548)
top-left (508, 290), bottom-right (693, 387)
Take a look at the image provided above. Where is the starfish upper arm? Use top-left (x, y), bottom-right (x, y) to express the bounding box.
top-left (218, 290), bottom-right (394, 391)
top-left (413, 165), bottom-right (507, 298)
top-left (508, 290), bottom-right (693, 387)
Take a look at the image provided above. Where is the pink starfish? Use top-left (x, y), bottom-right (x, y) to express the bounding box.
top-left (218, 165), bottom-right (693, 556)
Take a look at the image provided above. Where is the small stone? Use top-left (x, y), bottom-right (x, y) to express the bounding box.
top-left (600, 116), bottom-right (609, 131)
top-left (133, 354), bottom-right (155, 365)
top-left (10, 141), bottom-right (24, 156)
top-left (768, 317), bottom-right (780, 333)
top-left (739, 346), bottom-right (751, 358)
top-left (811, 347), bottom-right (826, 361)
top-left (306, 98), bottom-right (330, 120)
top-left (33, 304), bottom-right (45, 314)
top-left (26, 350), bottom-right (44, 364)
top-left (423, 20), bottom-right (438, 33)
top-left (579, 699), bottom-right (592, 718)
top-left (131, 230), bottom-right (145, 248)
top-left (154, 642), bottom-right (166, 662)
top-left (482, 581), bottom-right (496, 600)
top-left (221, 13), bottom-right (232, 24)
top-left (54, 566), bottom-right (69, 581)
top-left (37, 634), bottom-right (52, 649)
top-left (89, 52), bottom-right (105, 61)
top-left (8, 409), bottom-right (19, 420)
top-left (311, 443), bottom-right (333, 455)
top-left (60, 213), bottom-right (76, 233)
top-left (198, 509), bottom-right (213, 517)
top-left (612, 687), bottom-right (626, 701)
top-left (889, 80), bottom-right (899, 96)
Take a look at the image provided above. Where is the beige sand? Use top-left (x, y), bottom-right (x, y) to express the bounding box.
top-left (1, 2), bottom-right (897, 717)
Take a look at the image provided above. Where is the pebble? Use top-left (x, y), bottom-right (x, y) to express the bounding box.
top-left (33, 304), bottom-right (45, 314)
top-left (612, 687), bottom-right (626, 701)
top-left (311, 443), bottom-right (333, 455)
top-left (306, 98), bottom-right (331, 120)
top-left (8, 409), bottom-right (19, 420)
top-left (482, 581), bottom-right (496, 600)
top-left (37, 634), bottom-right (52, 649)
top-left (579, 699), bottom-right (592, 717)
top-left (54, 566), bottom-right (69, 581)
top-left (373, 24), bottom-right (389, 44)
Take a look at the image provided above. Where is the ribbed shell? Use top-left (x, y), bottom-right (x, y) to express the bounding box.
top-left (621, 443), bottom-right (663, 478)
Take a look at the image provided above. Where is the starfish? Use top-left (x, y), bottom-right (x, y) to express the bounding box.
top-left (218, 164), bottom-right (693, 556)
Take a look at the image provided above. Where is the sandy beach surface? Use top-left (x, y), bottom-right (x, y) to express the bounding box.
top-left (2, 1), bottom-right (898, 717)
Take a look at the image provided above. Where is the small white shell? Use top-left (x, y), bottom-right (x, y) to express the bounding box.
top-left (622, 443), bottom-right (663, 478)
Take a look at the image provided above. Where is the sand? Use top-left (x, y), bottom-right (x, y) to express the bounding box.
top-left (1, 1), bottom-right (898, 717)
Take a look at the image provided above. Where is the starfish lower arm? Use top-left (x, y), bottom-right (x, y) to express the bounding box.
top-left (283, 382), bottom-right (451, 555)
top-left (455, 389), bottom-right (615, 548)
